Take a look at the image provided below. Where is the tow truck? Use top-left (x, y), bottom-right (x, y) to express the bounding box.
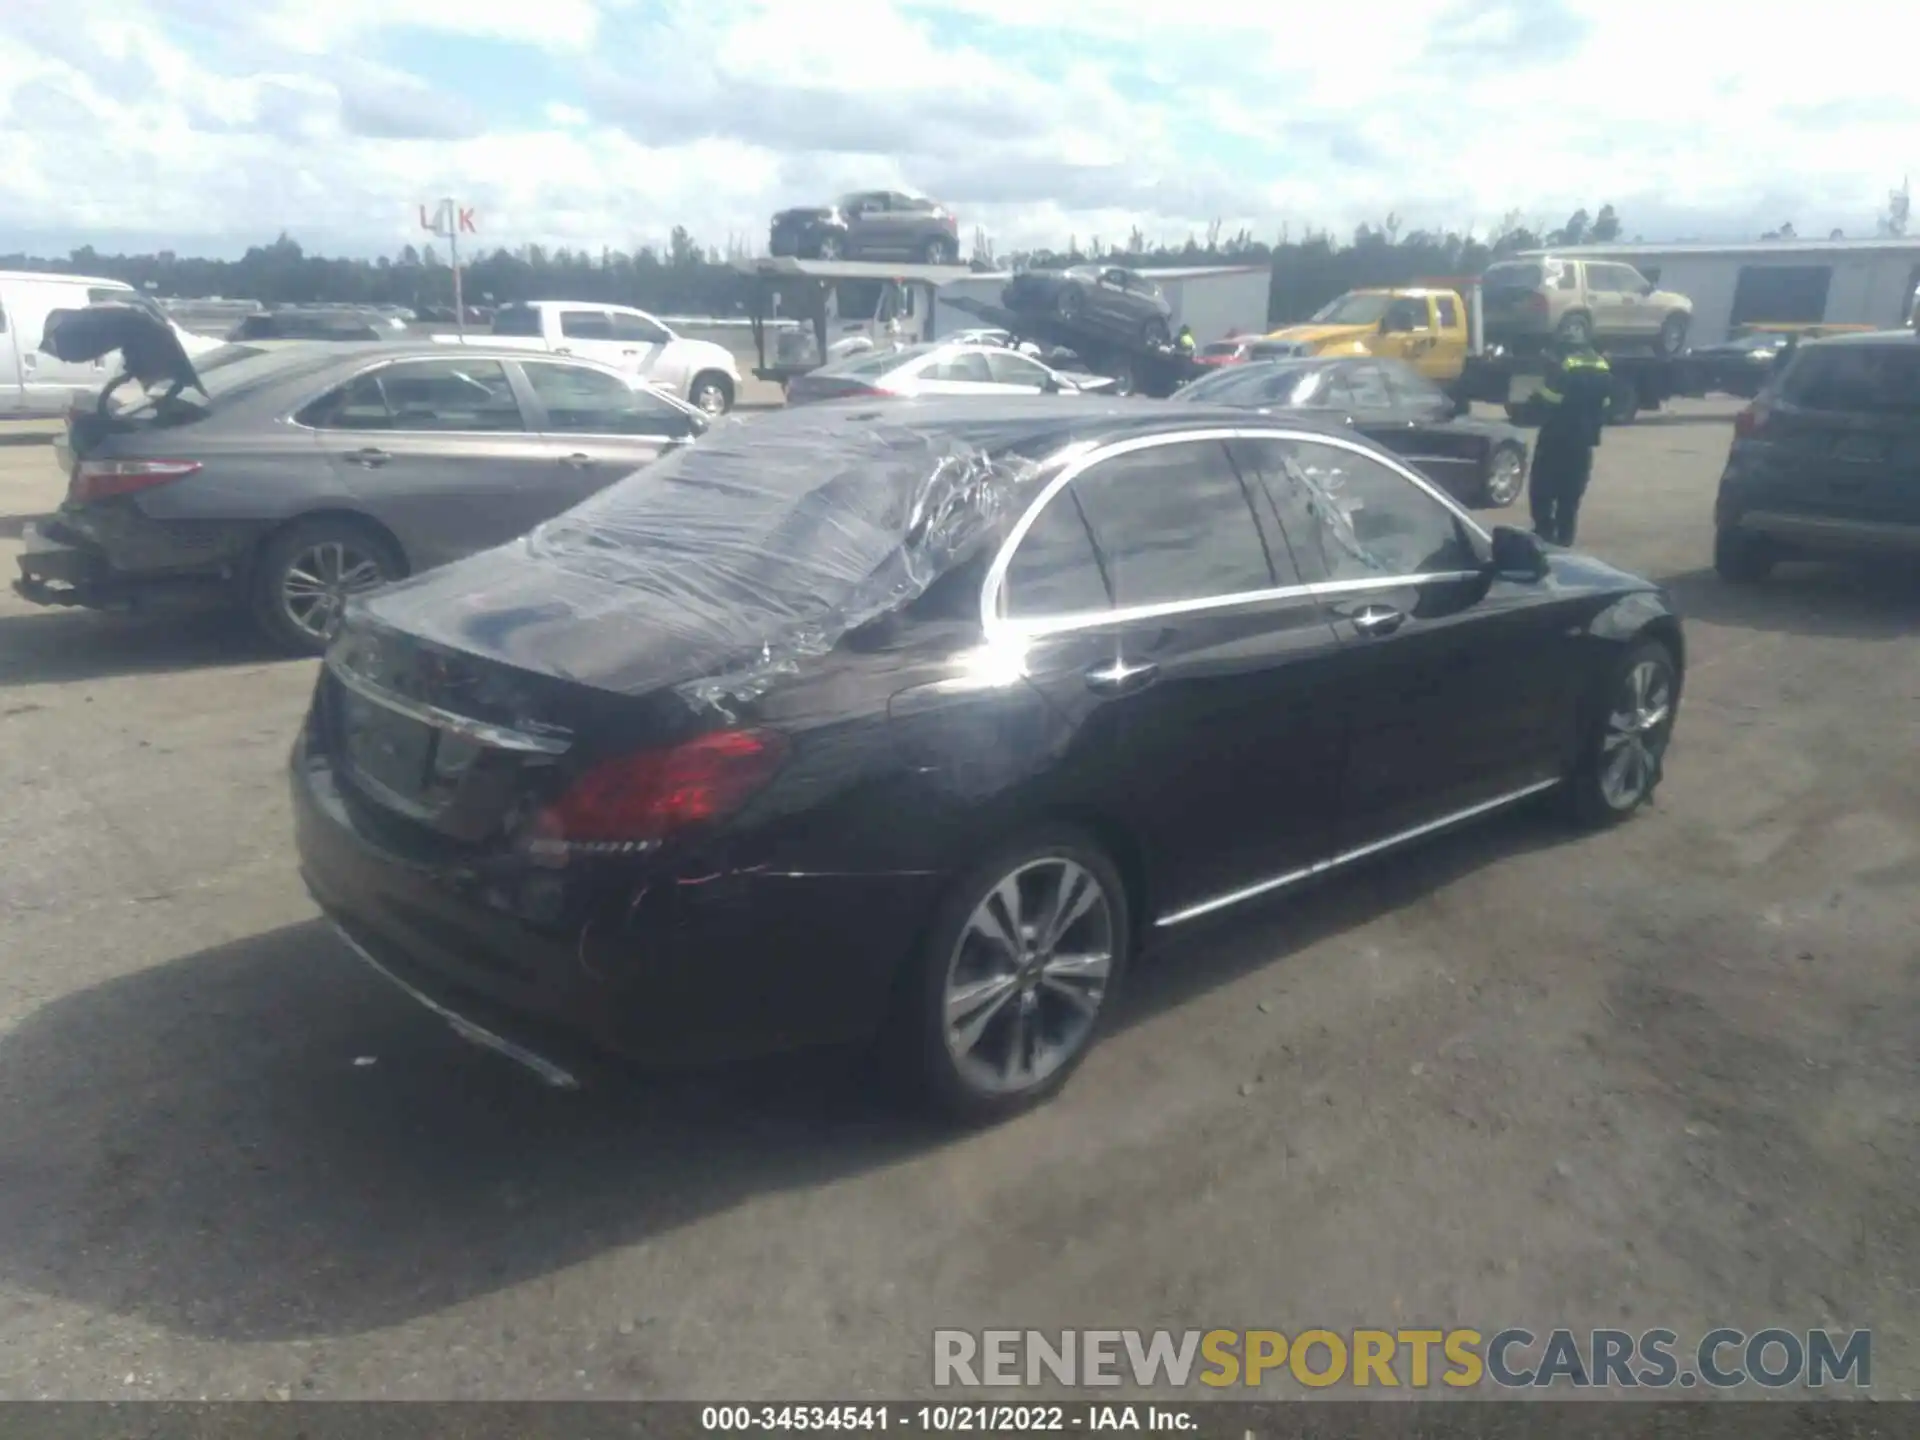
top-left (735, 257), bottom-right (972, 390)
top-left (934, 293), bottom-right (1205, 398)
top-left (1441, 276), bottom-right (1713, 425)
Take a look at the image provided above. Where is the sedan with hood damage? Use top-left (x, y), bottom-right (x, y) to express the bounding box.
top-left (14, 306), bottom-right (710, 654)
top-left (292, 395), bottom-right (1684, 1123)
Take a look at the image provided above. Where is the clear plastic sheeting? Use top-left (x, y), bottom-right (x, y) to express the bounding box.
top-left (359, 404), bottom-right (1046, 707)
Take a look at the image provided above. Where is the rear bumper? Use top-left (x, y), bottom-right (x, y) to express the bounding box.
top-left (12, 513), bottom-right (242, 612)
top-left (1726, 508), bottom-right (1920, 555)
top-left (291, 733), bottom-right (943, 1076)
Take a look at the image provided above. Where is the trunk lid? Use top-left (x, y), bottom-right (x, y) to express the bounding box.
top-left (41, 304), bottom-right (205, 397)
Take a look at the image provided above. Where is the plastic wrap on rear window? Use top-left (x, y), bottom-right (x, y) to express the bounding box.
top-left (361, 405), bottom-right (1048, 711)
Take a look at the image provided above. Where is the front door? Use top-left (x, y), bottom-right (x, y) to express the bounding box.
top-left (517, 358), bottom-right (696, 500)
top-left (553, 308), bottom-right (632, 373)
top-left (1235, 433), bottom-right (1574, 847)
top-left (306, 356), bottom-right (562, 570)
top-left (1001, 434), bottom-right (1348, 917)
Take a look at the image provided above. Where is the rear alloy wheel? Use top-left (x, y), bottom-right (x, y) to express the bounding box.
top-left (1481, 442), bottom-right (1527, 507)
top-left (1714, 526), bottom-right (1776, 584)
top-left (815, 234), bottom-right (845, 261)
top-left (906, 831), bottom-right (1130, 1123)
top-left (1142, 317), bottom-right (1170, 347)
top-left (252, 519), bottom-right (403, 655)
top-left (923, 237), bottom-right (955, 265)
top-left (1566, 639), bottom-right (1678, 826)
top-left (1055, 287), bottom-right (1083, 320)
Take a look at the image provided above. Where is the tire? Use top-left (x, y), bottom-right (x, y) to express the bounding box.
top-left (922, 236), bottom-right (955, 265)
top-left (1556, 311), bottom-right (1593, 346)
top-left (688, 371), bottom-right (733, 416)
top-left (815, 233), bottom-right (844, 261)
top-left (1480, 442), bottom-right (1527, 508)
top-left (1055, 286), bottom-right (1083, 321)
top-left (1714, 526), bottom-right (1776, 584)
top-left (898, 826), bottom-right (1132, 1124)
top-left (1657, 312), bottom-right (1690, 357)
top-left (1141, 317), bottom-right (1170, 347)
top-left (1564, 638), bottom-right (1679, 827)
top-left (249, 516), bottom-right (406, 656)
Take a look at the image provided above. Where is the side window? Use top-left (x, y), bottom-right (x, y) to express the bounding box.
top-left (559, 310), bottom-right (613, 340)
top-left (1244, 438), bottom-right (1477, 582)
top-left (924, 351), bottom-right (993, 383)
top-left (1003, 491), bottom-right (1110, 620)
top-left (985, 351), bottom-right (1051, 387)
top-left (1383, 298), bottom-right (1427, 332)
top-left (1556, 263), bottom-right (1579, 292)
top-left (523, 363), bottom-right (689, 435)
top-left (308, 359), bottom-right (525, 433)
top-left (87, 287), bottom-right (131, 306)
top-left (1435, 295), bottom-right (1460, 328)
top-left (1069, 440), bottom-right (1274, 608)
top-left (1102, 269), bottom-right (1131, 288)
top-left (1344, 364), bottom-right (1394, 408)
top-left (609, 312), bottom-right (671, 344)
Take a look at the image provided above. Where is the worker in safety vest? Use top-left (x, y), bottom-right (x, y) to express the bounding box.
top-left (1524, 339), bottom-right (1612, 547)
top-left (1175, 324), bottom-right (1196, 356)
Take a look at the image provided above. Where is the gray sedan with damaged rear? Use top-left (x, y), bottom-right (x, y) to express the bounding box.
top-left (14, 306), bottom-right (710, 654)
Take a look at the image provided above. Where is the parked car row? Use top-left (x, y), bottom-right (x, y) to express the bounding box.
top-left (15, 307), bottom-right (711, 653)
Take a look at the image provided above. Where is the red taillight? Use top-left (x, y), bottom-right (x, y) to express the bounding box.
top-left (1734, 403), bottom-right (1770, 438)
top-left (71, 458), bottom-right (202, 504)
top-left (532, 728), bottom-right (789, 851)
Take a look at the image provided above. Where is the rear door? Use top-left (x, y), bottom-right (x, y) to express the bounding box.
top-left (607, 309), bottom-right (673, 383)
top-left (983, 350), bottom-right (1055, 394)
top-left (1001, 433), bottom-right (1349, 918)
top-left (553, 308), bottom-right (631, 372)
top-left (1753, 343), bottom-right (1920, 530)
top-left (1582, 263), bottom-right (1634, 338)
top-left (912, 350), bottom-right (999, 395)
top-left (1238, 433), bottom-right (1575, 845)
top-left (517, 358), bottom-right (700, 503)
top-left (304, 356), bottom-right (560, 569)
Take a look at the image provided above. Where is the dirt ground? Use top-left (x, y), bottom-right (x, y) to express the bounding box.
top-left (0, 401), bottom-right (1913, 1401)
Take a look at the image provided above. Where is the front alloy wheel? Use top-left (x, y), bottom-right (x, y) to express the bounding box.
top-left (1482, 445), bottom-right (1526, 507)
top-left (1568, 640), bottom-right (1678, 824)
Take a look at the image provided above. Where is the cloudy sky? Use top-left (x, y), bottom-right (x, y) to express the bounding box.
top-left (1, 0), bottom-right (1914, 260)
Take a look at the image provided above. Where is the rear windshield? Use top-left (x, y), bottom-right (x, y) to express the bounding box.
top-left (110, 345), bottom-right (347, 418)
top-left (1777, 344), bottom-right (1920, 414)
top-left (1482, 263), bottom-right (1545, 290)
top-left (491, 305), bottom-right (544, 337)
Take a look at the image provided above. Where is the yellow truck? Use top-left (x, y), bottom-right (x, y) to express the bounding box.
top-left (1264, 287), bottom-right (1471, 383)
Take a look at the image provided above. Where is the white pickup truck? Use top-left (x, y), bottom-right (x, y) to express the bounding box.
top-left (438, 300), bottom-right (743, 415)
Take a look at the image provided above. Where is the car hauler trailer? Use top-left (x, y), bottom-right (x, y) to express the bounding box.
top-left (735, 257), bottom-right (973, 388)
top-left (937, 293), bottom-right (1205, 398)
top-left (1438, 276), bottom-right (1712, 426)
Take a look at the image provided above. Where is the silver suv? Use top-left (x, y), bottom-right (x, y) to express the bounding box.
top-left (1482, 255), bottom-right (1694, 355)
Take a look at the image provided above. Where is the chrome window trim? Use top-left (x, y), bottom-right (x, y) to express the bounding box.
top-left (980, 425), bottom-right (1492, 637)
top-left (283, 352), bottom-right (536, 436)
top-left (1155, 777), bottom-right (1561, 927)
top-left (325, 652), bottom-right (573, 755)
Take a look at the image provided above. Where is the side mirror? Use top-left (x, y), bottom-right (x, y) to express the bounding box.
top-left (1490, 524), bottom-right (1550, 579)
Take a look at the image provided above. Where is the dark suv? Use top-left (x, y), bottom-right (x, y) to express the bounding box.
top-left (1714, 331), bottom-right (1920, 582)
top-left (768, 192), bottom-right (961, 264)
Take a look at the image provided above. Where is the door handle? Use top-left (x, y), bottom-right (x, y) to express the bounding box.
top-left (622, 348), bottom-right (639, 357)
top-left (560, 452), bottom-right (596, 469)
top-left (347, 447), bottom-right (390, 468)
top-left (1348, 604), bottom-right (1405, 637)
top-left (1084, 658), bottom-right (1158, 694)
top-left (554, 346), bottom-right (573, 356)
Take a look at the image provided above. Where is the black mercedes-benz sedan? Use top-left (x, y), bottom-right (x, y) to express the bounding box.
top-left (292, 397), bottom-right (1684, 1122)
top-left (1174, 356), bottom-right (1532, 508)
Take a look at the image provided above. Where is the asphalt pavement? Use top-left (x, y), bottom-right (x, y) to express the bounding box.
top-left (0, 400), bottom-right (1914, 1400)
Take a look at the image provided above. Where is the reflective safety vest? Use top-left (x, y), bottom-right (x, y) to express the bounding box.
top-left (1536, 351), bottom-right (1612, 446)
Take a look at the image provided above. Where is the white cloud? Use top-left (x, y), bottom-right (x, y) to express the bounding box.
top-left (0, 0), bottom-right (1914, 259)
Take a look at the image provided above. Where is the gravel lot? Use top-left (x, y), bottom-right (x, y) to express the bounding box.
top-left (0, 401), bottom-right (1914, 1401)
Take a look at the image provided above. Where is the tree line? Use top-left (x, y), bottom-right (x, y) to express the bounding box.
top-left (0, 196), bottom-right (1898, 325)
